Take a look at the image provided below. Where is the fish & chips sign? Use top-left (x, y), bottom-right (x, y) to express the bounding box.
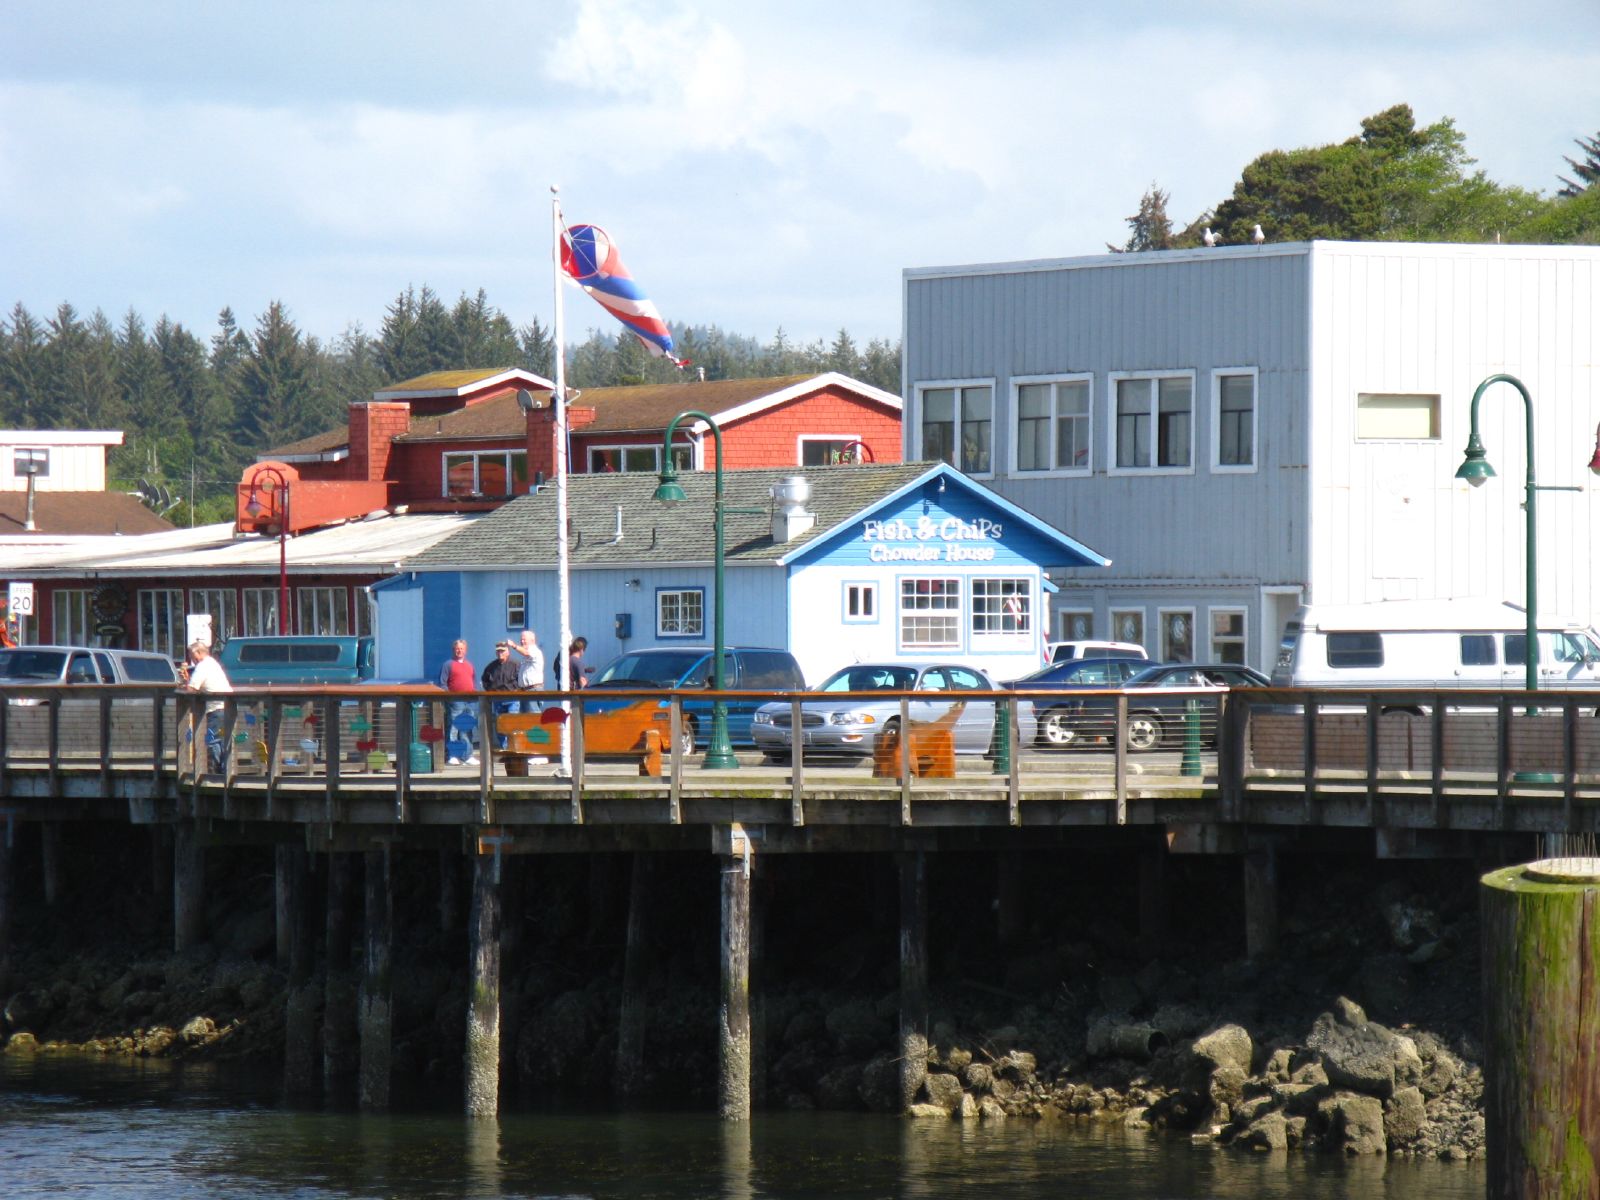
top-left (861, 515), bottom-right (1002, 562)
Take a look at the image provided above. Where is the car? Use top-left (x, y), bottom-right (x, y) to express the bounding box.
top-left (1043, 639), bottom-right (1148, 665)
top-left (1049, 662), bottom-right (1272, 751)
top-left (216, 635), bottom-right (376, 686)
top-left (751, 662), bottom-right (1028, 760)
top-left (1004, 657), bottom-right (1153, 747)
top-left (0, 644), bottom-right (180, 702)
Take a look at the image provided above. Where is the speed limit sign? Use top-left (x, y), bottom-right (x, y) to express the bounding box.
top-left (7, 581), bottom-right (34, 616)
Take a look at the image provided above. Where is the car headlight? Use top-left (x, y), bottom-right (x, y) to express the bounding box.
top-left (752, 711), bottom-right (774, 725)
top-left (829, 711), bottom-right (877, 726)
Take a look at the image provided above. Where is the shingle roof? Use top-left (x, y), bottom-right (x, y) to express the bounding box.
top-left (404, 463), bottom-right (935, 570)
top-left (0, 491), bottom-right (174, 536)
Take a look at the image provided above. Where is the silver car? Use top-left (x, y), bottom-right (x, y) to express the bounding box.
top-left (752, 662), bottom-right (1027, 760)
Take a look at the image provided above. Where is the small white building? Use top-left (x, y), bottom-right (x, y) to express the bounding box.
top-left (901, 240), bottom-right (1600, 670)
top-left (377, 462), bottom-right (1109, 685)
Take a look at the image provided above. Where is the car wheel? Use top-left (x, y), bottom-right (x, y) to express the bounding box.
top-left (875, 718), bottom-right (901, 755)
top-left (678, 719), bottom-right (697, 758)
top-left (1125, 711), bottom-right (1162, 752)
top-left (761, 750), bottom-right (790, 764)
top-left (1040, 710), bottom-right (1077, 748)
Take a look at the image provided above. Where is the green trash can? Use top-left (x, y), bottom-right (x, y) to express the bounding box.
top-left (408, 741), bottom-right (433, 774)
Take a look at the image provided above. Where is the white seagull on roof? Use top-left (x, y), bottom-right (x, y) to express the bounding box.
top-left (1202, 227), bottom-right (1218, 247)
top-left (1252, 223), bottom-right (1265, 245)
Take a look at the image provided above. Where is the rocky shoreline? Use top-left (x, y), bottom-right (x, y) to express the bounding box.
top-left (2, 839), bottom-right (1488, 1161)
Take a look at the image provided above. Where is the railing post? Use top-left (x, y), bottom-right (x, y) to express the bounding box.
top-left (569, 691), bottom-right (585, 824)
top-left (789, 696), bottom-right (804, 827)
top-left (394, 693), bottom-right (413, 824)
top-left (898, 695), bottom-right (912, 825)
top-left (1113, 692), bottom-right (1127, 825)
top-left (1006, 699), bottom-right (1020, 827)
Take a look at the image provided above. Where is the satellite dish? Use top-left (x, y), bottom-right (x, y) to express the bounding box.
top-left (516, 389), bottom-right (540, 412)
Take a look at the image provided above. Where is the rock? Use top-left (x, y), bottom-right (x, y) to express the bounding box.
top-left (1419, 1050), bottom-right (1457, 1098)
top-left (998, 1050), bottom-right (1036, 1080)
top-left (1332, 996), bottom-right (1368, 1026)
top-left (1317, 1091), bottom-right (1387, 1154)
top-left (1232, 1094), bottom-right (1276, 1125)
top-left (859, 1055), bottom-right (900, 1112)
top-left (1307, 1012), bottom-right (1417, 1098)
top-left (963, 1062), bottom-right (994, 1093)
top-left (922, 1072), bottom-right (964, 1113)
top-left (137, 1026), bottom-right (177, 1056)
top-left (782, 1008), bottom-right (823, 1047)
top-left (815, 1063), bottom-right (865, 1111)
top-left (1191, 1024), bottom-right (1253, 1076)
top-left (1237, 1111), bottom-right (1289, 1150)
top-left (979, 1095), bottom-right (1007, 1121)
top-left (1123, 1106), bottom-right (1151, 1130)
top-left (179, 1016), bottom-right (216, 1044)
top-left (1384, 1086), bottom-right (1426, 1148)
top-left (1097, 975), bottom-right (1142, 1015)
top-left (1383, 900), bottom-right (1440, 950)
top-left (944, 1047), bottom-right (973, 1072)
top-left (4, 991), bottom-right (47, 1032)
top-left (825, 999), bottom-right (888, 1056)
top-left (1151, 1003), bottom-right (1209, 1041)
top-left (1271, 1081), bottom-right (1327, 1116)
top-left (958, 1091), bottom-right (979, 1120)
top-left (1209, 1065), bottom-right (1248, 1112)
top-left (1263, 1047), bottom-right (1294, 1083)
top-left (5, 1031), bottom-right (39, 1054)
top-left (1290, 1060), bottom-right (1328, 1087)
top-left (907, 1103), bottom-right (950, 1119)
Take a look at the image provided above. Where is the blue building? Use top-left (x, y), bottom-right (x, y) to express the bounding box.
top-left (375, 462), bottom-right (1108, 686)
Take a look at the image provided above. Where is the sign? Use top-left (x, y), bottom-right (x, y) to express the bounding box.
top-left (186, 613), bottom-right (214, 648)
top-left (7, 581), bottom-right (34, 616)
top-left (861, 515), bottom-right (1003, 563)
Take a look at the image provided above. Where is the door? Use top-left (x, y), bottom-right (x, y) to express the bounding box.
top-left (1538, 630), bottom-right (1600, 690)
top-left (945, 665), bottom-right (997, 753)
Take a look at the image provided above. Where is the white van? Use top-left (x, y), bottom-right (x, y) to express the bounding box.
top-left (1271, 599), bottom-right (1600, 692)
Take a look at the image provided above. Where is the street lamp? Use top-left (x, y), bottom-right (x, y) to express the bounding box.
top-left (654, 410), bottom-right (744, 770)
top-left (244, 465), bottom-right (291, 635)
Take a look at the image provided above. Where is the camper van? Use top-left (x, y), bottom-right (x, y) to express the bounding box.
top-left (1271, 599), bottom-right (1600, 692)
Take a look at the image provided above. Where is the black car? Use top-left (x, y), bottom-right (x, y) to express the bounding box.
top-left (1050, 663), bottom-right (1271, 751)
top-left (1005, 657), bottom-right (1152, 747)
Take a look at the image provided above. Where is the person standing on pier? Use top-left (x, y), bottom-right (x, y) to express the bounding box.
top-left (506, 629), bottom-right (546, 692)
top-left (482, 640), bottom-right (521, 748)
top-left (183, 639), bottom-right (232, 773)
top-left (438, 638), bottom-right (479, 766)
top-left (568, 636), bottom-right (590, 689)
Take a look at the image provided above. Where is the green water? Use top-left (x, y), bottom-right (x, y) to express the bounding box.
top-left (0, 1055), bottom-right (1484, 1199)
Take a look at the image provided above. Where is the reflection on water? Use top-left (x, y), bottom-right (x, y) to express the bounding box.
top-left (1, 1054), bottom-right (1484, 1199)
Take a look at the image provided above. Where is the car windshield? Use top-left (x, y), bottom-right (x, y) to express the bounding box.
top-left (817, 665), bottom-right (920, 692)
top-left (591, 651), bottom-right (710, 688)
top-left (0, 649), bottom-right (68, 680)
top-left (1013, 659), bottom-right (1128, 685)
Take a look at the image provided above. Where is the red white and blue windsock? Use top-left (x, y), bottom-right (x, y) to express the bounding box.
top-left (560, 223), bottom-right (687, 367)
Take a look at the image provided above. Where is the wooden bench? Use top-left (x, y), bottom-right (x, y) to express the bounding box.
top-left (495, 705), bottom-right (666, 777)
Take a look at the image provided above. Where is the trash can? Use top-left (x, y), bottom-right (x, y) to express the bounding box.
top-left (408, 741), bottom-right (433, 774)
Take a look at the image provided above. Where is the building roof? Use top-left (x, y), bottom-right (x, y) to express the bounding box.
top-left (0, 491), bottom-right (174, 537)
top-left (372, 367), bottom-right (555, 402)
top-left (402, 461), bottom-right (1108, 573)
top-left (0, 512), bottom-right (480, 580)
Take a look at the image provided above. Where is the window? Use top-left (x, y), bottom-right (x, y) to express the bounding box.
top-left (1214, 370), bottom-right (1257, 469)
top-left (899, 578), bottom-right (961, 649)
top-left (971, 578), bottom-right (1032, 637)
top-left (919, 384), bottom-right (993, 474)
top-left (1460, 634), bottom-right (1497, 666)
top-left (1356, 393), bottom-right (1440, 440)
top-left (1013, 377), bottom-right (1091, 473)
top-left (243, 588), bottom-right (282, 636)
top-left (506, 590), bottom-right (527, 630)
top-left (1058, 609), bottom-right (1094, 641)
top-left (657, 589), bottom-right (704, 638)
top-left (587, 445), bottom-right (694, 473)
top-left (443, 449), bottom-right (529, 496)
top-left (844, 582), bottom-right (877, 623)
top-left (53, 589), bottom-right (94, 645)
top-left (1209, 609), bottom-right (1247, 664)
top-left (138, 588), bottom-right (184, 658)
top-left (800, 437), bottom-right (863, 466)
top-left (1113, 374), bottom-right (1192, 470)
top-left (947, 666), bottom-right (986, 690)
top-left (189, 588), bottom-right (238, 644)
top-left (1160, 609), bottom-right (1195, 663)
top-left (1327, 632), bottom-right (1384, 668)
top-left (1110, 608), bottom-right (1145, 648)
top-left (739, 651), bottom-right (801, 689)
top-left (298, 587), bottom-right (349, 635)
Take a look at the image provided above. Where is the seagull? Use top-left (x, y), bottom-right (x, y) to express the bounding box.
top-left (1252, 223), bottom-right (1265, 245)
top-left (1202, 227), bottom-right (1218, 247)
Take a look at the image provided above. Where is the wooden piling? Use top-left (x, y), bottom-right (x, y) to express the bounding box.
top-left (497, 856), bottom-right (523, 1099)
top-left (1138, 842), bottom-right (1167, 954)
top-left (0, 817), bottom-right (13, 994)
top-left (898, 849), bottom-right (929, 1110)
top-left (275, 844), bottom-right (293, 967)
top-left (1243, 845), bottom-right (1278, 958)
top-left (1481, 862), bottom-right (1600, 1199)
top-left (358, 843), bottom-right (393, 1112)
top-left (173, 821), bottom-right (204, 952)
top-left (719, 835), bottom-right (753, 1121)
top-left (465, 849), bottom-right (502, 1118)
top-left (616, 852), bottom-right (652, 1103)
top-left (40, 822), bottom-right (62, 906)
top-left (283, 844), bottom-right (318, 1098)
top-left (323, 851), bottom-right (359, 1094)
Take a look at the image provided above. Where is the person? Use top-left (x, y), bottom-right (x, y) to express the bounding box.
top-left (568, 636), bottom-right (589, 689)
top-left (183, 639), bottom-right (233, 773)
top-left (506, 629), bottom-right (546, 693)
top-left (437, 638), bottom-right (479, 766)
top-left (482, 640), bottom-right (522, 749)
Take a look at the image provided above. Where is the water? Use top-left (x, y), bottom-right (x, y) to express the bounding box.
top-left (1, 1055), bottom-right (1485, 1199)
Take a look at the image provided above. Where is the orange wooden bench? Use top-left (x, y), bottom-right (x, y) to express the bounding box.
top-left (496, 705), bottom-right (664, 777)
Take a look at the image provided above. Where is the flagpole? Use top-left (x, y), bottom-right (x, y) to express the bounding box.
top-left (551, 186), bottom-right (574, 778)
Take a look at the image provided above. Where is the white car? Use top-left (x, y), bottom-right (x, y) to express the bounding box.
top-left (1044, 639), bottom-right (1148, 665)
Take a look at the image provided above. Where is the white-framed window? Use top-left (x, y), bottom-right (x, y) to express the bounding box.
top-left (1012, 375), bottom-right (1092, 474)
top-left (899, 577), bottom-right (961, 649)
top-left (1212, 369), bottom-right (1258, 471)
top-left (52, 589), bottom-right (94, 645)
top-left (188, 587), bottom-right (238, 644)
top-left (1209, 607), bottom-right (1247, 664)
top-left (1159, 608), bottom-right (1196, 663)
top-left (1356, 393), bottom-right (1441, 440)
top-left (298, 587), bottom-right (349, 635)
top-left (656, 588), bottom-right (704, 638)
top-left (1058, 609), bottom-right (1095, 641)
top-left (799, 436), bottom-right (863, 466)
top-left (918, 382), bottom-right (993, 475)
top-left (243, 587), bottom-right (282, 636)
top-left (138, 588), bottom-right (185, 658)
top-left (1111, 372), bottom-right (1194, 472)
top-left (587, 444), bottom-right (694, 473)
top-left (506, 590), bottom-right (527, 630)
top-left (971, 577), bottom-right (1032, 639)
top-left (443, 449), bottom-right (529, 497)
top-left (843, 581), bottom-right (877, 623)
top-left (1110, 607), bottom-right (1145, 649)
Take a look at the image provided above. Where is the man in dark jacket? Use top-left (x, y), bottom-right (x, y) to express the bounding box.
top-left (482, 641), bottom-right (522, 748)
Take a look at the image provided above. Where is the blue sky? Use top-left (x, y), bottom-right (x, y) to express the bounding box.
top-left (2, 0), bottom-right (1595, 349)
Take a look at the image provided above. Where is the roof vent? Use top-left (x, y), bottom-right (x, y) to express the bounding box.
top-left (770, 476), bottom-right (814, 542)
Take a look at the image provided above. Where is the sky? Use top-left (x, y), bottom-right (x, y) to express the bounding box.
top-left (2, 0), bottom-right (1597, 351)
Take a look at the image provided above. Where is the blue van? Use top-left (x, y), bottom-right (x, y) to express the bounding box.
top-left (585, 646), bottom-right (804, 754)
top-left (216, 636), bottom-right (376, 686)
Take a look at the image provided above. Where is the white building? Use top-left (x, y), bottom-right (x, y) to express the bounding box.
top-left (901, 240), bottom-right (1600, 669)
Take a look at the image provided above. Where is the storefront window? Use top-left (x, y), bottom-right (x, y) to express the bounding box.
top-left (900, 578), bottom-right (961, 649)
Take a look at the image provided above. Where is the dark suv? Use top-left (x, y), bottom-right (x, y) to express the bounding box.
top-left (586, 646), bottom-right (805, 753)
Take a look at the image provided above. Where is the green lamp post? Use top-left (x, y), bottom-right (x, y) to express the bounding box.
top-left (655, 410), bottom-right (739, 770)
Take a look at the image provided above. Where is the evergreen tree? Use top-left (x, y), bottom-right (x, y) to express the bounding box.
top-left (1558, 131), bottom-right (1600, 197)
top-left (235, 301), bottom-right (310, 452)
top-left (1111, 184), bottom-right (1175, 252)
top-left (377, 286), bottom-right (424, 383)
top-left (519, 317), bottom-right (555, 379)
top-left (0, 303), bottom-right (48, 426)
top-left (111, 309), bottom-right (179, 484)
top-left (826, 328), bottom-right (859, 376)
top-left (448, 289), bottom-right (521, 368)
top-left (859, 337), bottom-right (902, 395)
top-left (156, 316), bottom-right (237, 506)
top-left (43, 304), bottom-right (119, 430)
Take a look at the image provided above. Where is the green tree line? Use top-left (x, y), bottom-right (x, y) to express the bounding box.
top-left (0, 283), bottom-right (902, 524)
